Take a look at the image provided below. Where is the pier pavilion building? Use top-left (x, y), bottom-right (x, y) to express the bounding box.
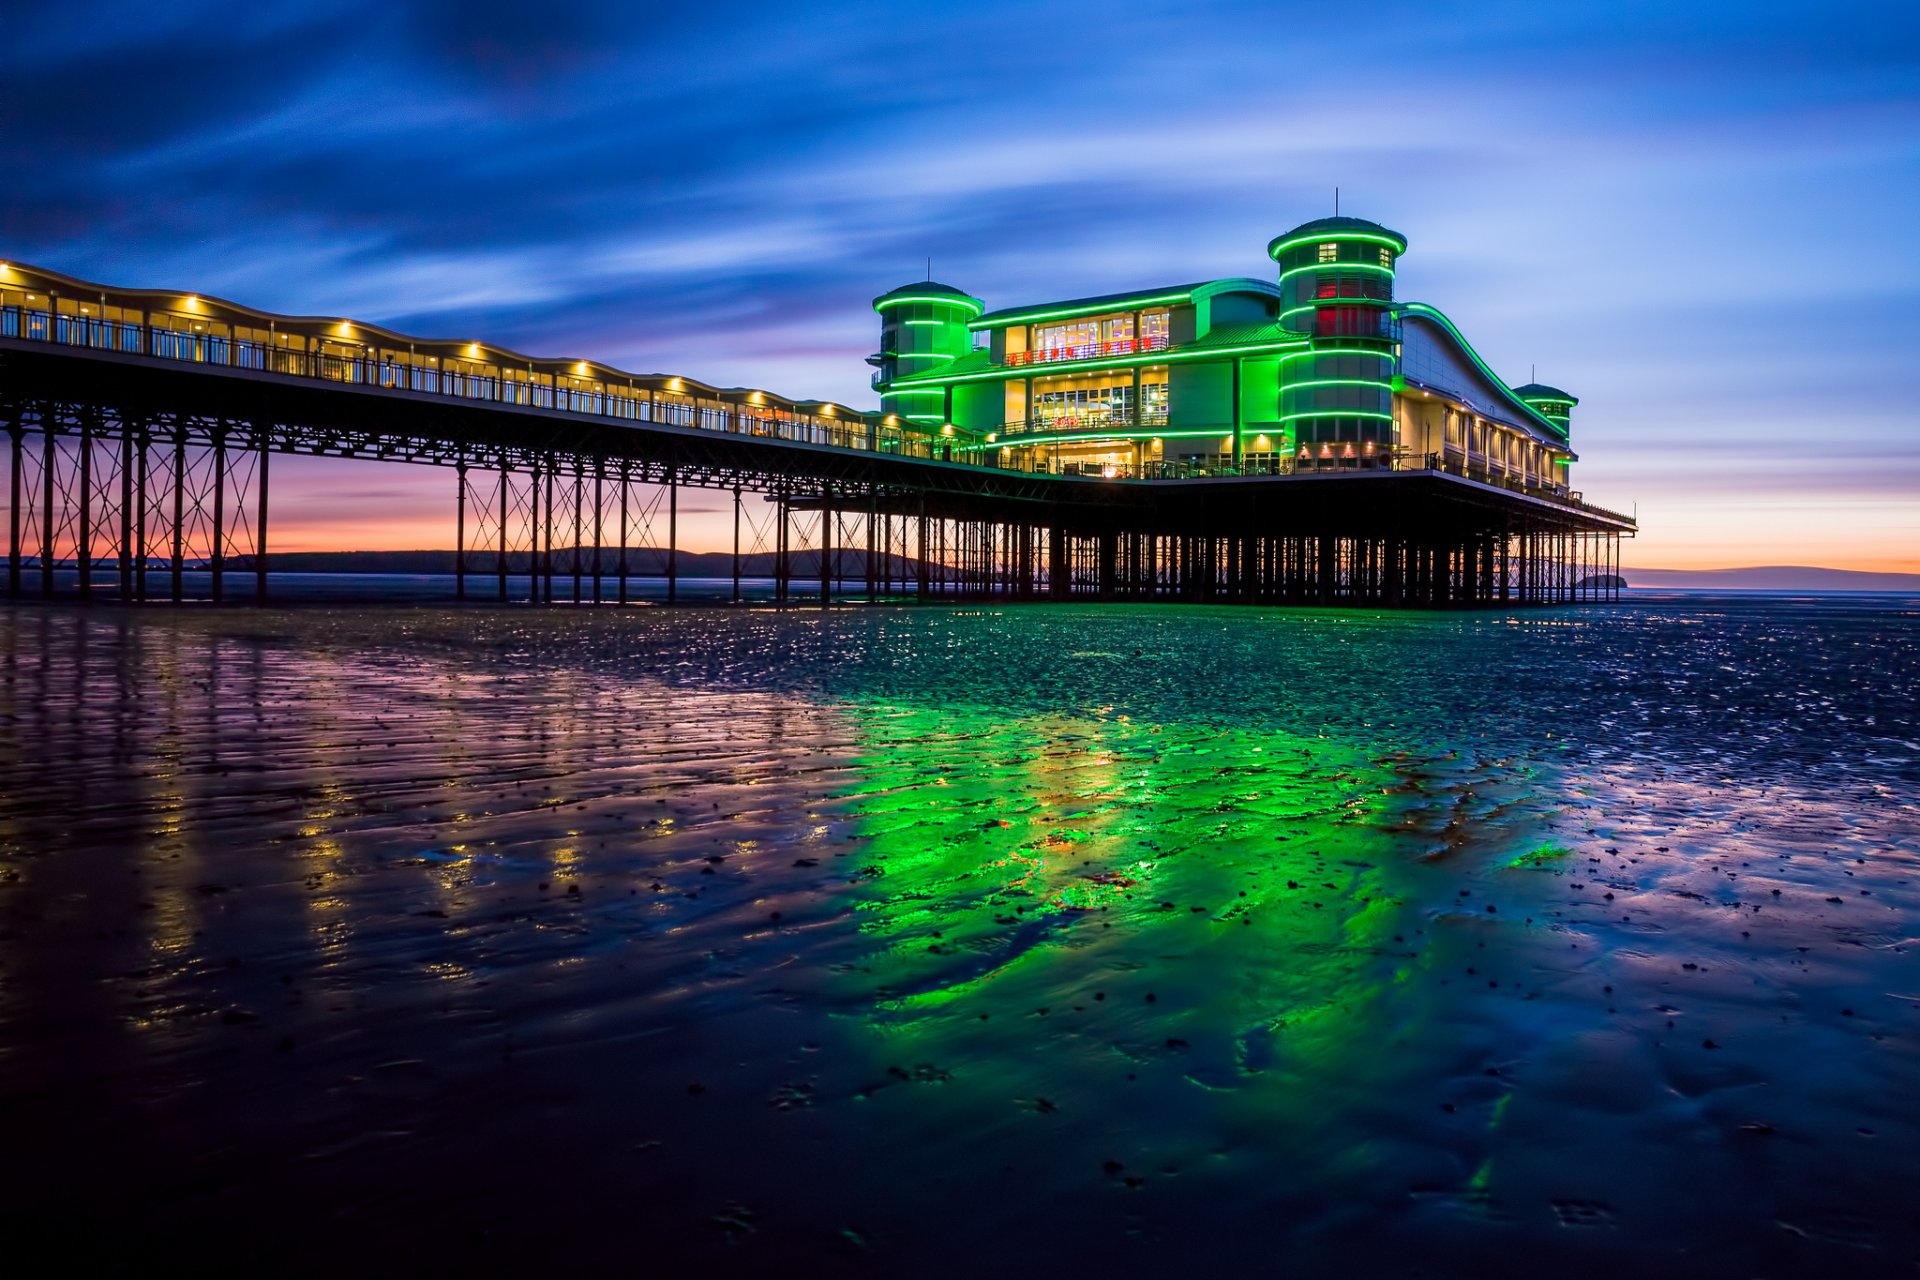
top-left (871, 216), bottom-right (1580, 494)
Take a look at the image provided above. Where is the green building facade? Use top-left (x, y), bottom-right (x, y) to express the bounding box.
top-left (869, 216), bottom-right (1579, 492)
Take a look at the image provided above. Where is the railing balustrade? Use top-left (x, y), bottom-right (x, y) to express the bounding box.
top-left (0, 303), bottom-right (930, 459)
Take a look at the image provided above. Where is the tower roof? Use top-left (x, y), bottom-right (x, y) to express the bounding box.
top-left (1268, 216), bottom-right (1409, 259)
top-left (1511, 383), bottom-right (1579, 405)
top-left (872, 281), bottom-right (983, 313)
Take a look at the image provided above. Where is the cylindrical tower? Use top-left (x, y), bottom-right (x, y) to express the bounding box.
top-left (1268, 216), bottom-right (1408, 471)
top-left (1511, 383), bottom-right (1577, 439)
top-left (870, 281), bottom-right (983, 429)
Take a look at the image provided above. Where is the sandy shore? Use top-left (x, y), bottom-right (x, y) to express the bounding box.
top-left (0, 600), bottom-right (1914, 1276)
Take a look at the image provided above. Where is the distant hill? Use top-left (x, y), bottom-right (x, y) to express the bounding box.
top-left (1624, 565), bottom-right (1920, 592)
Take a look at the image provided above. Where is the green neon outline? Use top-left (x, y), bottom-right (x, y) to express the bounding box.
top-left (965, 293), bottom-right (1188, 331)
top-left (889, 338), bottom-right (1309, 388)
top-left (1276, 348), bottom-right (1393, 366)
top-left (1277, 263), bottom-right (1395, 281)
top-left (1281, 378), bottom-right (1394, 391)
top-left (1277, 411), bottom-right (1394, 423)
top-left (960, 427), bottom-right (1231, 449)
top-left (875, 294), bottom-right (985, 318)
top-left (1269, 231), bottom-right (1406, 259)
top-left (902, 319), bottom-right (954, 327)
top-left (1399, 303), bottom-right (1568, 440)
top-left (883, 388), bottom-right (947, 397)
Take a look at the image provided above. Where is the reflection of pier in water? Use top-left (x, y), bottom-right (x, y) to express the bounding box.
top-left (1, 262), bottom-right (1631, 608)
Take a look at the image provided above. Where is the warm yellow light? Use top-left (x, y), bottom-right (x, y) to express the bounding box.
top-left (986, 432), bottom-right (997, 443)
top-left (941, 423), bottom-right (954, 436)
top-left (466, 343), bottom-right (480, 357)
top-left (1253, 434), bottom-right (1272, 450)
top-left (574, 361), bottom-right (589, 375)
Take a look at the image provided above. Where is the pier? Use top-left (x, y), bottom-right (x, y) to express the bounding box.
top-left (0, 260), bottom-right (1631, 608)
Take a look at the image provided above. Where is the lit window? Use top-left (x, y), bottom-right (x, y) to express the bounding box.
top-left (1317, 243), bottom-right (1338, 263)
top-left (1378, 247), bottom-right (1393, 269)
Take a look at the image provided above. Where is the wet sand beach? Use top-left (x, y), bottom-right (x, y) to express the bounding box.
top-left (0, 597), bottom-right (1916, 1276)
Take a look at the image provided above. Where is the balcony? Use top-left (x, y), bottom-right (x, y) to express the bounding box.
top-left (1003, 334), bottom-right (1170, 368)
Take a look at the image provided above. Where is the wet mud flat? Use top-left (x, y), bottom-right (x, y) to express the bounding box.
top-left (0, 598), bottom-right (1916, 1276)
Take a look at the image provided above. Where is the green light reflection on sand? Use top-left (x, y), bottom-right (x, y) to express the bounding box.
top-left (825, 695), bottom-right (1424, 1096)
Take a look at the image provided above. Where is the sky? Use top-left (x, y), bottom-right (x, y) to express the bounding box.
top-left (3, 0), bottom-right (1917, 569)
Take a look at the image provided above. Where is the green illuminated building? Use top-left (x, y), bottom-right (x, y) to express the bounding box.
top-left (870, 216), bottom-right (1578, 492)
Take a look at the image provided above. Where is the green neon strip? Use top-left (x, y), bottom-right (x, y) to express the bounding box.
top-left (884, 388), bottom-right (946, 397)
top-left (1269, 231), bottom-right (1405, 258)
top-left (889, 338), bottom-right (1309, 387)
top-left (1399, 303), bottom-right (1567, 440)
top-left (960, 427), bottom-right (1229, 449)
top-left (1282, 378), bottom-right (1394, 391)
top-left (965, 292), bottom-right (1188, 331)
top-left (876, 295), bottom-right (984, 317)
top-left (1278, 411), bottom-right (1394, 423)
top-left (1276, 348), bottom-right (1392, 365)
top-left (1277, 263), bottom-right (1394, 280)
top-left (902, 319), bottom-right (953, 327)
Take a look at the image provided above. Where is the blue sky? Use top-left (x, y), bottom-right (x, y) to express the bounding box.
top-left (4, 0), bottom-right (1917, 566)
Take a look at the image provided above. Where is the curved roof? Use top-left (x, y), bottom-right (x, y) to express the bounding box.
top-left (1267, 216), bottom-right (1409, 259)
top-left (1511, 383), bottom-right (1579, 405)
top-left (872, 281), bottom-right (984, 313)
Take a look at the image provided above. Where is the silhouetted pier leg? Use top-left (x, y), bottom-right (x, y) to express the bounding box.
top-left (168, 431), bottom-right (184, 604)
top-left (866, 500), bottom-right (877, 604)
top-left (6, 423), bottom-right (19, 598)
top-left (134, 429), bottom-right (148, 602)
top-left (775, 490), bottom-right (789, 607)
top-left (528, 460), bottom-right (541, 605)
top-left (915, 503), bottom-right (929, 603)
top-left (455, 461), bottom-right (467, 602)
top-left (1048, 526), bottom-right (1068, 599)
top-left (730, 485), bottom-right (741, 604)
top-left (496, 465), bottom-right (509, 603)
top-left (77, 411), bottom-right (92, 602)
top-left (1097, 530), bottom-right (1117, 601)
top-left (819, 491), bottom-right (833, 608)
top-left (42, 409), bottom-right (57, 597)
top-left (617, 463), bottom-right (630, 605)
top-left (571, 471), bottom-right (583, 604)
top-left (591, 465), bottom-right (603, 605)
top-left (211, 427), bottom-right (225, 604)
top-left (667, 466), bottom-right (678, 606)
top-left (542, 466), bottom-right (555, 604)
top-left (254, 431), bottom-right (268, 603)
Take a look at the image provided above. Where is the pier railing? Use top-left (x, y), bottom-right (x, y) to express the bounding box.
top-left (0, 304), bottom-right (937, 460)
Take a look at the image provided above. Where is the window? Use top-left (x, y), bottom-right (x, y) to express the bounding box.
top-left (1140, 310), bottom-right (1171, 347)
top-left (1317, 242), bottom-right (1338, 263)
top-left (1378, 247), bottom-right (1393, 269)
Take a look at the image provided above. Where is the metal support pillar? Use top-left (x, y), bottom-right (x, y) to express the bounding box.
top-left (455, 461), bottom-right (467, 602)
top-left (497, 464), bottom-right (511, 603)
top-left (819, 490), bottom-right (833, 607)
top-left (254, 431), bottom-right (268, 603)
top-left (776, 489), bottom-right (790, 606)
top-left (667, 466), bottom-right (678, 605)
top-left (41, 410), bottom-right (56, 597)
top-left (134, 430), bottom-right (147, 602)
top-left (571, 470), bottom-right (583, 604)
top-left (915, 501), bottom-right (929, 602)
top-left (211, 427), bottom-right (226, 604)
top-left (6, 425), bottom-right (19, 598)
top-left (731, 485), bottom-right (742, 604)
top-left (542, 464), bottom-right (555, 604)
top-left (591, 465), bottom-right (603, 605)
top-left (76, 411), bottom-right (92, 601)
top-left (169, 430), bottom-right (184, 604)
top-left (617, 463), bottom-right (630, 605)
